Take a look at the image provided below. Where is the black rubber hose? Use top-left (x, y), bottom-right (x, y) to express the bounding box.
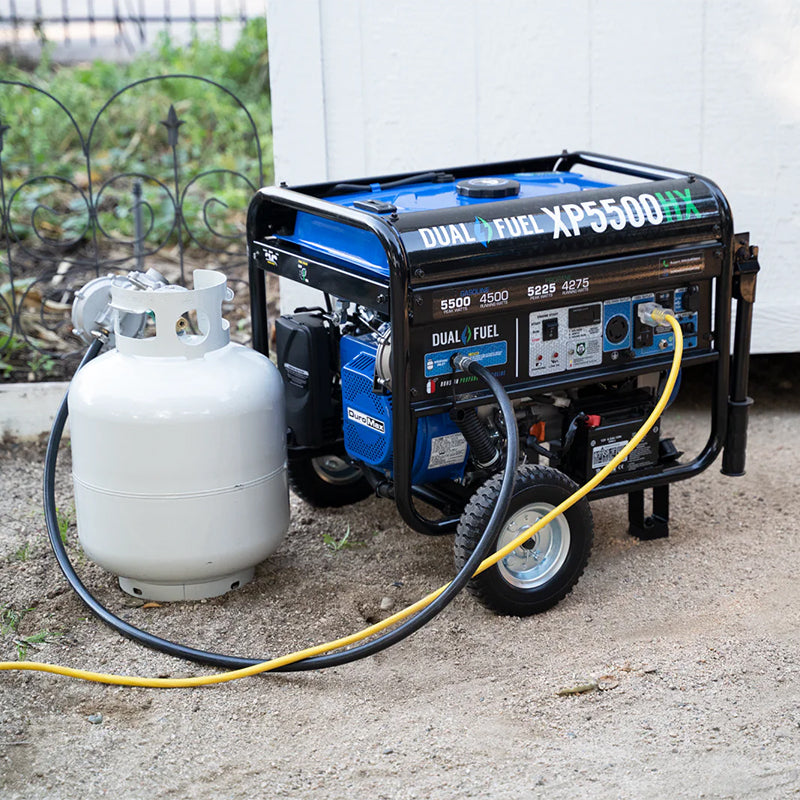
top-left (324, 171), bottom-right (443, 197)
top-left (44, 350), bottom-right (517, 672)
top-left (281, 359), bottom-right (517, 670)
top-left (450, 407), bottom-right (499, 468)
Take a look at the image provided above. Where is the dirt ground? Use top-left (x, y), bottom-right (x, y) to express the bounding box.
top-left (1, 356), bottom-right (799, 800)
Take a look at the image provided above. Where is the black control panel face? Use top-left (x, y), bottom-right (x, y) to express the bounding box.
top-left (407, 247), bottom-right (717, 401)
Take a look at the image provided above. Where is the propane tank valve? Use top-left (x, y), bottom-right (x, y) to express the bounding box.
top-left (71, 267), bottom-right (169, 346)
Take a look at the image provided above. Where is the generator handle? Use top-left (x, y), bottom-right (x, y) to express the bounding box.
top-left (722, 237), bottom-right (759, 476)
top-left (556, 151), bottom-right (693, 182)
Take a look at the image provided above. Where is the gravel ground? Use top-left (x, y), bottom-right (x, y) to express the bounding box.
top-left (1, 356), bottom-right (799, 799)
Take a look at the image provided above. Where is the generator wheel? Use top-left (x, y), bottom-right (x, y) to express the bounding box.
top-left (454, 464), bottom-right (593, 616)
top-left (287, 454), bottom-right (372, 508)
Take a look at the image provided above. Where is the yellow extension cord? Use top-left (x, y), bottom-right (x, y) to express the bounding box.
top-left (0, 312), bottom-right (682, 688)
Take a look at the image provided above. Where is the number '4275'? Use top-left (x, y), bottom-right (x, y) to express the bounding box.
top-left (562, 277), bottom-right (589, 292)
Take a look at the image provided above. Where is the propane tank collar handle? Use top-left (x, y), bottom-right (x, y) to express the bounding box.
top-left (112, 269), bottom-right (231, 359)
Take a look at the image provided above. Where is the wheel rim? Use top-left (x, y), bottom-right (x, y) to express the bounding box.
top-left (311, 455), bottom-right (362, 485)
top-left (496, 502), bottom-right (571, 589)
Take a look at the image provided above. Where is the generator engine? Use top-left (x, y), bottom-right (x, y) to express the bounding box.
top-left (248, 152), bottom-right (758, 616)
top-left (277, 316), bottom-right (469, 487)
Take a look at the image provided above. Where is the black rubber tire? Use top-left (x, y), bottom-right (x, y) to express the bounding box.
top-left (454, 464), bottom-right (593, 616)
top-left (287, 454), bottom-right (372, 508)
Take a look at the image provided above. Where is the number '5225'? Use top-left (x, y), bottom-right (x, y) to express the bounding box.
top-left (527, 283), bottom-right (556, 298)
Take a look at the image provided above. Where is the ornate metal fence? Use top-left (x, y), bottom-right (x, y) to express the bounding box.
top-left (0, 74), bottom-right (265, 381)
top-left (1, 1), bottom-right (256, 55)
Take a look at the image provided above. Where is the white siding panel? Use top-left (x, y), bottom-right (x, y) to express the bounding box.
top-left (267, 0), bottom-right (330, 312)
top-left (266, 0), bottom-right (328, 182)
top-left (702, 1), bottom-right (800, 353)
top-left (589, 2), bottom-right (705, 168)
top-left (319, 0), bottom-right (367, 178)
top-left (268, 0), bottom-right (800, 351)
top-left (356, 1), bottom-right (478, 175)
top-left (474, 1), bottom-right (593, 159)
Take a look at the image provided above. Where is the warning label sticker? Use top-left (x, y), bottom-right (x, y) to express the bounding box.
top-left (428, 433), bottom-right (468, 470)
top-left (591, 441), bottom-right (628, 470)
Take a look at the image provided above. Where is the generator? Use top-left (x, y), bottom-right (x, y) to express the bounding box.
top-left (247, 151), bottom-right (759, 616)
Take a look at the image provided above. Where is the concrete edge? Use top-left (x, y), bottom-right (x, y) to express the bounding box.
top-left (1, 381), bottom-right (70, 440)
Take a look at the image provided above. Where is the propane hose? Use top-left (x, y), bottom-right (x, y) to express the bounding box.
top-left (4, 346), bottom-right (517, 681)
top-left (1, 312), bottom-right (682, 687)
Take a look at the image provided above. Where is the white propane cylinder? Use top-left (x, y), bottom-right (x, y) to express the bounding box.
top-left (69, 269), bottom-right (289, 601)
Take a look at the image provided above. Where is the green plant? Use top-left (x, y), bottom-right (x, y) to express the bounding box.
top-left (1, 605), bottom-right (25, 635)
top-left (1, 276), bottom-right (54, 376)
top-left (1, 20), bottom-right (273, 247)
top-left (26, 351), bottom-right (56, 378)
top-left (0, 329), bottom-right (25, 374)
top-left (322, 524), bottom-right (365, 553)
top-left (1, 605), bottom-right (60, 659)
top-left (13, 541), bottom-right (31, 561)
top-left (15, 629), bottom-right (60, 660)
top-left (56, 505), bottom-right (75, 545)
top-left (1, 23), bottom-right (273, 381)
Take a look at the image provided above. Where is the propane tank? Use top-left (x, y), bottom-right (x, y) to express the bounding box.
top-left (69, 269), bottom-right (289, 601)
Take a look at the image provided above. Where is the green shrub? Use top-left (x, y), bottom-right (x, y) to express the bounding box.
top-left (0, 19), bottom-right (273, 247)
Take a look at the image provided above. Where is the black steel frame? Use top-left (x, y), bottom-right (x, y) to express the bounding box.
top-left (248, 151), bottom-right (757, 536)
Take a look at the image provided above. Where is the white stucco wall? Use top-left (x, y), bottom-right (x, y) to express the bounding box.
top-left (266, 0), bottom-right (800, 353)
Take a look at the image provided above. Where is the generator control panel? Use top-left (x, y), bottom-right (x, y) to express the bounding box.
top-left (408, 247), bottom-right (715, 402)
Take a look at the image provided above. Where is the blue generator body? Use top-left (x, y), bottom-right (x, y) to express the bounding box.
top-left (280, 171), bottom-right (612, 282)
top-left (250, 150), bottom-right (757, 575)
top-left (340, 332), bottom-right (468, 484)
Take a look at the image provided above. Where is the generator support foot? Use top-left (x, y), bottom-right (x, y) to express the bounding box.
top-left (628, 485), bottom-right (669, 540)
